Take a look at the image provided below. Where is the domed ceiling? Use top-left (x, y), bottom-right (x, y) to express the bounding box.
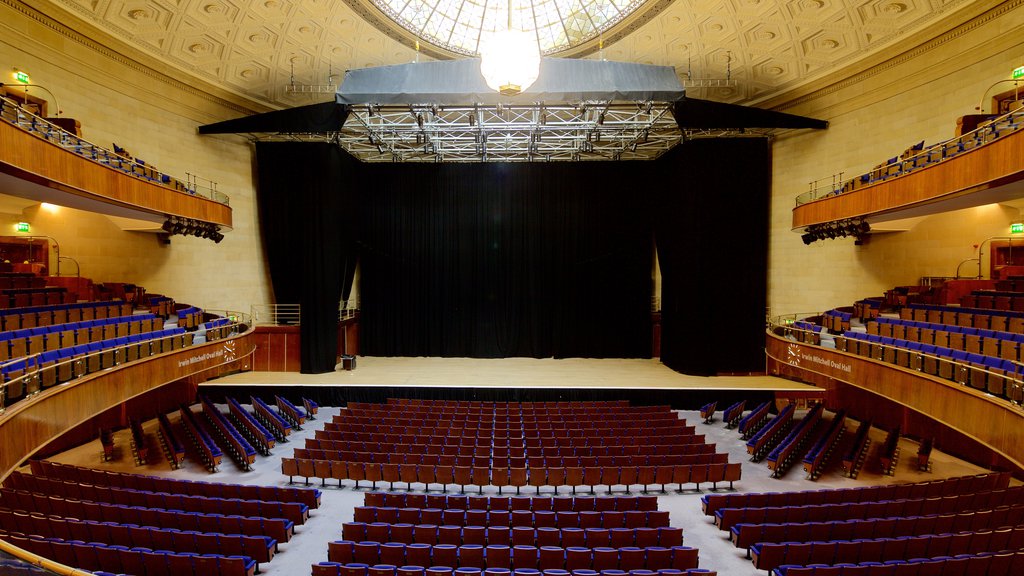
top-left (37, 0), bottom-right (975, 109)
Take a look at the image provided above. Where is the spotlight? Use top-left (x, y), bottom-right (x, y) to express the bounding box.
top-left (161, 219), bottom-right (174, 233)
top-left (802, 233), bottom-right (814, 245)
top-left (858, 220), bottom-right (871, 234)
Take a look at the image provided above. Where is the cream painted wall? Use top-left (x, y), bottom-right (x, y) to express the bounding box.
top-left (0, 1), bottom-right (272, 312)
top-left (769, 3), bottom-right (1024, 316)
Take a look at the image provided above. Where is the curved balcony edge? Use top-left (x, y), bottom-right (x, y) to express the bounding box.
top-left (0, 327), bottom-right (255, 481)
top-left (0, 120), bottom-right (232, 228)
top-left (791, 125), bottom-right (1024, 229)
top-left (765, 328), bottom-right (1024, 476)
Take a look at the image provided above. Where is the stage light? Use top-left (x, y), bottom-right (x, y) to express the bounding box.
top-left (161, 219), bottom-right (174, 233)
top-left (802, 233), bottom-right (814, 245)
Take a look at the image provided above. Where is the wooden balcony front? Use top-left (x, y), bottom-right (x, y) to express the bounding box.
top-left (793, 117), bottom-right (1024, 230)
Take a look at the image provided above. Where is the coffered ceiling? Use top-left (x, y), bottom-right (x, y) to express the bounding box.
top-left (31, 0), bottom-right (977, 110)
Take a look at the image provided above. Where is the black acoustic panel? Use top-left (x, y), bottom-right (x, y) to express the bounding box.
top-left (674, 98), bottom-right (827, 130)
top-left (200, 102), bottom-right (348, 134)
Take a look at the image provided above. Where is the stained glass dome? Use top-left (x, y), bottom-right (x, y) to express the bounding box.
top-left (368, 0), bottom-right (652, 56)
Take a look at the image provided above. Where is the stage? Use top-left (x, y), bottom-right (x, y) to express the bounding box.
top-left (202, 357), bottom-right (821, 408)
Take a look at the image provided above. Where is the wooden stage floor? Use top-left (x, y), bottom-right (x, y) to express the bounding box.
top-left (207, 357), bottom-right (818, 390)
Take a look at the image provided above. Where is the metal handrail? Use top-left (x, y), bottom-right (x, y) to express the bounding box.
top-left (795, 107), bottom-right (1024, 206)
top-left (251, 302), bottom-right (361, 325)
top-left (0, 94), bottom-right (228, 205)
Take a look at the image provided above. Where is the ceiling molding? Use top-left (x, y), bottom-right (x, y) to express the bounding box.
top-left (757, 0), bottom-right (1020, 113)
top-left (9, 0), bottom-right (274, 116)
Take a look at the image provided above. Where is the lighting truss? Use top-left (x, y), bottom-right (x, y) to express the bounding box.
top-left (333, 101), bottom-right (683, 162)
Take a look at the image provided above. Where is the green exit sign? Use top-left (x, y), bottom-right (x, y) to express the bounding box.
top-left (1014, 66), bottom-right (1024, 80)
top-left (15, 222), bottom-right (30, 232)
top-left (13, 71), bottom-right (29, 84)
top-left (1012, 222), bottom-right (1024, 234)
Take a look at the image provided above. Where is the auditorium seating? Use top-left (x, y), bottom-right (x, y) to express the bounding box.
top-left (28, 459), bottom-right (321, 509)
top-left (840, 420), bottom-right (871, 478)
top-left (276, 395), bottom-right (307, 427)
top-left (227, 396), bottom-right (276, 455)
top-left (701, 472), bottom-right (1009, 516)
top-left (252, 395), bottom-right (293, 439)
top-left (878, 427), bottom-right (901, 475)
top-left (3, 471), bottom-right (310, 525)
top-left (698, 401), bottom-right (716, 424)
top-left (156, 412), bottom-right (185, 468)
top-left (0, 508), bottom-right (276, 564)
top-left (286, 399), bottom-right (740, 494)
top-left (200, 396), bottom-right (257, 470)
top-left (0, 486), bottom-right (295, 543)
top-left (730, 501), bottom-right (1024, 552)
top-left (751, 526), bottom-right (1024, 571)
top-left (2, 529), bottom-right (258, 576)
top-left (801, 410), bottom-right (846, 480)
top-left (737, 402), bottom-right (771, 439)
top-left (313, 486), bottom-right (708, 576)
top-left (746, 405), bottom-right (795, 461)
top-left (129, 418), bottom-right (149, 465)
top-left (721, 400), bottom-right (746, 428)
top-left (179, 404), bottom-right (224, 471)
top-left (825, 108), bottom-right (1024, 198)
top-left (771, 551), bottom-right (1024, 576)
top-left (764, 404), bottom-right (823, 477)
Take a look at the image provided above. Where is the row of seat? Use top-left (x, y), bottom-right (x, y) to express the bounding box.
top-left (282, 460), bottom-right (741, 493)
top-left (364, 493), bottom-right (658, 512)
top-left (0, 286), bottom-right (68, 309)
top-left (28, 459), bottom-right (321, 509)
top-left (714, 486), bottom-right (1024, 532)
top-left (771, 548), bottom-right (1024, 575)
top-left (701, 473), bottom-right (1008, 516)
top-left (750, 525), bottom-right (1024, 571)
top-left (157, 412), bottom-right (185, 468)
top-left (0, 488), bottom-right (294, 544)
top-left (227, 397), bottom-right (276, 455)
top-left (331, 414), bottom-right (692, 432)
top-left (0, 507), bottom-right (276, 564)
top-left (0, 300), bottom-right (132, 332)
top-left (276, 394), bottom-right (308, 427)
top-left (901, 302), bottom-right (1024, 333)
top-left (2, 529), bottom-right (257, 576)
top-left (746, 405), bottom-right (796, 460)
top-left (4, 472), bottom-right (310, 526)
top-left (737, 402), bottom-right (772, 438)
top-left (299, 447), bottom-right (725, 468)
top-left (311, 563), bottom-right (717, 576)
top-left (311, 434), bottom-right (711, 455)
top-left (175, 305), bottom-right (203, 329)
top-left (341, 524), bottom-right (684, 549)
top-left (253, 395), bottom-right (293, 439)
top-left (200, 396), bottom-right (256, 469)
top-left (963, 290), bottom-right (1024, 312)
top-left (179, 404), bottom-right (223, 471)
top-left (802, 411), bottom-right (847, 480)
top-left (866, 316), bottom-right (1023, 360)
top-left (0, 312), bottom-right (161, 360)
top-left (351, 507), bottom-right (672, 529)
top-left (324, 541), bottom-right (700, 572)
top-left (1, 327), bottom-right (191, 403)
top-left (721, 400), bottom-right (746, 427)
top-left (836, 331), bottom-right (1023, 402)
top-left (766, 405), bottom-right (824, 475)
top-left (729, 502), bottom-right (1024, 552)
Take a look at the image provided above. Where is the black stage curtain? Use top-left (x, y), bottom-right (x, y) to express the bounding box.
top-left (255, 142), bottom-right (358, 373)
top-left (656, 138), bottom-right (770, 375)
top-left (358, 162), bottom-right (654, 358)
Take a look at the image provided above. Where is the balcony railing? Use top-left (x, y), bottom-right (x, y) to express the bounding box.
top-left (796, 107), bottom-right (1024, 206)
top-left (0, 95), bottom-right (228, 205)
